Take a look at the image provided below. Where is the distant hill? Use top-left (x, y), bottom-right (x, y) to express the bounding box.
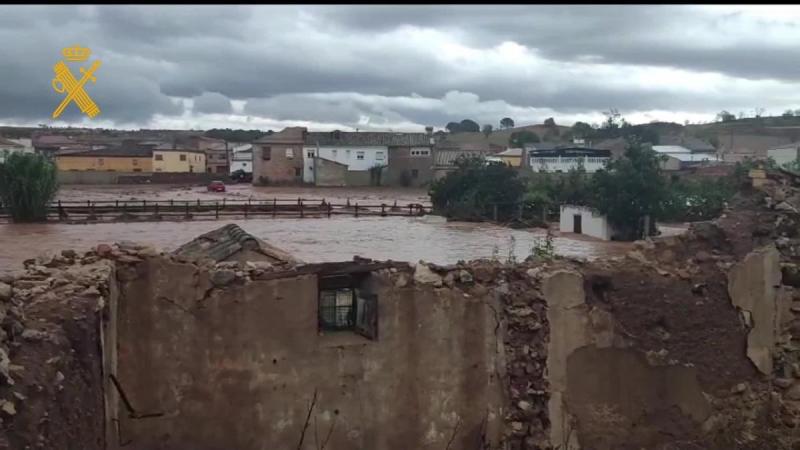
top-left (438, 123), bottom-right (572, 147)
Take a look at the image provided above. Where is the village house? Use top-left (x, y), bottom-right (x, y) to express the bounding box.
top-left (652, 144), bottom-right (720, 171)
top-left (253, 127), bottom-right (434, 186)
top-left (178, 135), bottom-right (230, 174)
top-left (153, 144), bottom-right (206, 173)
top-left (55, 145), bottom-right (154, 172)
top-left (0, 137), bottom-right (25, 163)
top-left (559, 204), bottom-right (617, 240)
top-left (229, 143), bottom-right (253, 175)
top-left (252, 127), bottom-right (306, 184)
top-left (485, 147), bottom-right (523, 167)
top-left (526, 145), bottom-right (611, 173)
top-left (431, 141), bottom-right (504, 180)
top-left (767, 141), bottom-right (800, 167)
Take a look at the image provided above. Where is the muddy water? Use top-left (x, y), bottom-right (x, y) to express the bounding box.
top-left (57, 184), bottom-right (431, 205)
top-left (0, 215), bottom-right (631, 273)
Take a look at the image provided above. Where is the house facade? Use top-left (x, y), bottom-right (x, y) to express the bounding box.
top-left (152, 145), bottom-right (206, 173)
top-left (559, 204), bottom-right (617, 240)
top-left (767, 142), bottom-right (800, 167)
top-left (431, 142), bottom-right (504, 180)
top-left (252, 127), bottom-right (305, 184)
top-left (652, 145), bottom-right (720, 171)
top-left (527, 146), bottom-right (611, 173)
top-left (0, 138), bottom-right (25, 163)
top-left (55, 146), bottom-right (154, 172)
top-left (253, 128), bottom-right (434, 186)
top-left (229, 144), bottom-right (253, 174)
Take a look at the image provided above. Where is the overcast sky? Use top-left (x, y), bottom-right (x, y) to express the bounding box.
top-left (2, 5), bottom-right (800, 132)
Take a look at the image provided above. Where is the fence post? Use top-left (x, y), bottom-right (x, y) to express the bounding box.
top-left (300, 199), bottom-right (304, 218)
top-left (143, 200), bottom-right (146, 213)
top-left (381, 203), bottom-right (386, 217)
top-left (154, 203), bottom-right (159, 218)
top-left (328, 202), bottom-right (332, 218)
top-left (355, 203), bottom-right (359, 218)
top-left (185, 202), bottom-right (189, 218)
top-left (273, 198), bottom-right (277, 218)
top-left (408, 204), bottom-right (412, 216)
top-left (245, 202), bottom-right (249, 218)
top-left (58, 200), bottom-right (64, 221)
top-left (115, 200), bottom-right (118, 208)
top-left (215, 201), bottom-right (219, 219)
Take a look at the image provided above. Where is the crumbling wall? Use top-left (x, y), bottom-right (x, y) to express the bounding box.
top-left (111, 255), bottom-right (509, 450)
top-left (0, 251), bottom-right (112, 450)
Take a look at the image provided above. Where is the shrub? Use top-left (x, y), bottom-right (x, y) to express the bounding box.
top-left (0, 153), bottom-right (59, 222)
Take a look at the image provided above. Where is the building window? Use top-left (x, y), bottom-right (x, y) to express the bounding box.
top-left (411, 149), bottom-right (430, 157)
top-left (132, 159), bottom-right (138, 166)
top-left (318, 275), bottom-right (378, 339)
top-left (376, 151), bottom-right (385, 161)
top-left (262, 147), bottom-right (272, 161)
top-left (307, 150), bottom-right (315, 159)
top-left (155, 154), bottom-right (163, 161)
top-left (180, 154), bottom-right (187, 161)
top-left (98, 158), bottom-right (104, 166)
top-left (286, 148), bottom-right (294, 159)
top-left (295, 167), bottom-right (302, 177)
top-left (356, 151), bottom-right (365, 160)
top-left (133, 168), bottom-right (142, 172)
top-left (412, 169), bottom-right (419, 178)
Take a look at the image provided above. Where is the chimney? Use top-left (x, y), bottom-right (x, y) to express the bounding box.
top-left (425, 126), bottom-right (433, 135)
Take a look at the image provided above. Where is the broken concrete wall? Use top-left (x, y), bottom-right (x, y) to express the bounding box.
top-left (0, 252), bottom-right (112, 450)
top-left (112, 256), bottom-right (506, 450)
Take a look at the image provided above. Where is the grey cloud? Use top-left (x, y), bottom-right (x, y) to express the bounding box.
top-left (193, 92), bottom-right (232, 114)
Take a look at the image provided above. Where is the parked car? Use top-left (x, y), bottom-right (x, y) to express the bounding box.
top-left (230, 169), bottom-right (253, 183)
top-left (207, 180), bottom-right (226, 192)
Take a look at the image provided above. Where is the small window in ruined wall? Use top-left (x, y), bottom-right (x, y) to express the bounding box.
top-left (286, 148), bottom-right (294, 159)
top-left (318, 274), bottom-right (378, 340)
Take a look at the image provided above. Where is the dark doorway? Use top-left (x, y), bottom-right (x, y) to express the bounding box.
top-left (573, 214), bottom-right (582, 234)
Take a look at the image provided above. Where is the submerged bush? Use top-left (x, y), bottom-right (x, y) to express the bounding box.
top-left (0, 153), bottom-right (59, 222)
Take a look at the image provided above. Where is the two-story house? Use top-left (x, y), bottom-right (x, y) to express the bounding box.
top-left (253, 128), bottom-right (434, 187)
top-left (526, 144), bottom-right (611, 173)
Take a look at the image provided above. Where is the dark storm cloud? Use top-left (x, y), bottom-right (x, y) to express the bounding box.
top-left (0, 5), bottom-right (798, 129)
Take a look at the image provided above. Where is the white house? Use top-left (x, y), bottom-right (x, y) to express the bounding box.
top-left (767, 142), bottom-right (800, 167)
top-left (652, 145), bottom-right (719, 171)
top-left (527, 145), bottom-right (611, 173)
top-left (559, 205), bottom-right (616, 241)
top-left (302, 131), bottom-right (392, 184)
top-left (0, 138), bottom-right (26, 163)
top-left (229, 143), bottom-right (253, 174)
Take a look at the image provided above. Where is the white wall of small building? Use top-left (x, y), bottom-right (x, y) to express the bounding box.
top-left (768, 147), bottom-right (800, 167)
top-left (230, 150), bottom-right (252, 174)
top-left (303, 146), bottom-right (389, 183)
top-left (559, 205), bottom-right (614, 241)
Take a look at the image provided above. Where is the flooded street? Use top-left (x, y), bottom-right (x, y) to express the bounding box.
top-left (0, 215), bottom-right (632, 273)
top-left (57, 184), bottom-right (431, 205)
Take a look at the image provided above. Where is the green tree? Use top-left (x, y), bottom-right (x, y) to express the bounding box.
top-left (0, 153), bottom-right (59, 222)
top-left (716, 111), bottom-right (736, 123)
top-left (459, 119), bottom-right (480, 133)
top-left (510, 130), bottom-right (540, 147)
top-left (482, 124), bottom-right (493, 137)
top-left (571, 121), bottom-right (595, 139)
top-left (590, 139), bottom-right (668, 240)
top-left (500, 117), bottom-right (515, 129)
top-left (445, 122), bottom-right (462, 133)
top-left (544, 117), bottom-right (556, 127)
top-left (429, 156), bottom-right (525, 221)
top-left (783, 109), bottom-right (795, 118)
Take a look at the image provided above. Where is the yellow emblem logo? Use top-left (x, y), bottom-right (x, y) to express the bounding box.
top-left (51, 45), bottom-right (101, 119)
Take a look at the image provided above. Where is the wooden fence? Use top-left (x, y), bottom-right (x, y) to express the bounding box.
top-left (0, 198), bottom-right (432, 223)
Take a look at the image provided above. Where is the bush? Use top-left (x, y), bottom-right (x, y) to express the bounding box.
top-left (660, 177), bottom-right (736, 222)
top-left (429, 155), bottom-right (525, 221)
top-left (0, 153), bottom-right (59, 222)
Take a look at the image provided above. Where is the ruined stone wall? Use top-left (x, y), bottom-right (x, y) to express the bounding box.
top-left (0, 252), bottom-right (112, 450)
top-left (112, 256), bottom-right (507, 450)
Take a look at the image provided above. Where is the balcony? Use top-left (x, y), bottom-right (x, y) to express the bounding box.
top-left (529, 156), bottom-right (609, 173)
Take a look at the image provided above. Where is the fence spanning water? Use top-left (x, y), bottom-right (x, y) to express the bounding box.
top-left (0, 198), bottom-right (432, 223)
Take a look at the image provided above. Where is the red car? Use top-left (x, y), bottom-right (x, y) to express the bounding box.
top-left (207, 181), bottom-right (226, 192)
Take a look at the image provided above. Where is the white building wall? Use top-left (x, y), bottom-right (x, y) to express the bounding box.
top-left (529, 156), bottom-right (609, 173)
top-left (768, 147), bottom-right (800, 167)
top-left (230, 149), bottom-right (253, 174)
top-left (559, 205), bottom-right (613, 241)
top-left (303, 145), bottom-right (389, 183)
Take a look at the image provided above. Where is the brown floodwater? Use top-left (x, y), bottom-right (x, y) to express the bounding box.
top-left (0, 215), bottom-right (633, 273)
top-left (57, 184), bottom-right (431, 205)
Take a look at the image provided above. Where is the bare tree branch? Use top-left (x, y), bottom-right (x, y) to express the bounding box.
top-left (296, 388), bottom-right (318, 450)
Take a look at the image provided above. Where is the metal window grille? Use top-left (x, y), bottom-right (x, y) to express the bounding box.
top-left (319, 288), bottom-right (355, 330)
